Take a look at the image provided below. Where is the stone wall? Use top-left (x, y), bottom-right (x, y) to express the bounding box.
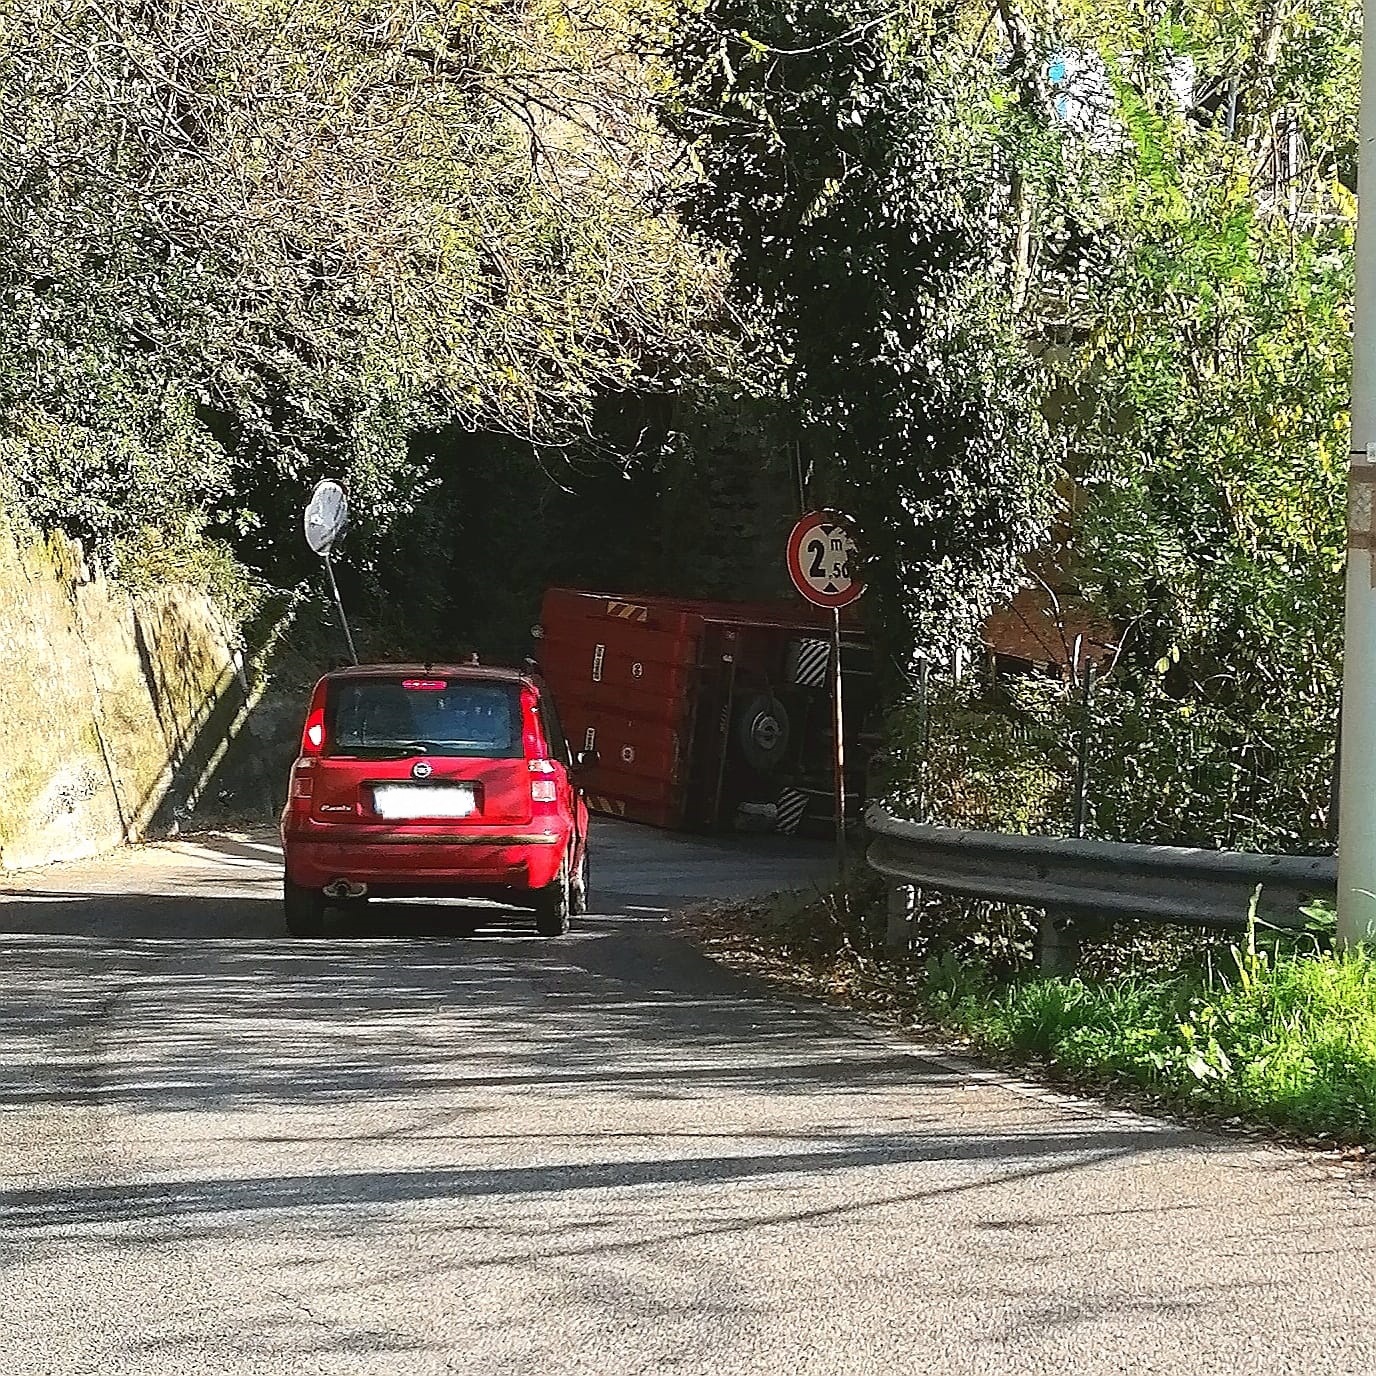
top-left (0, 516), bottom-right (255, 871)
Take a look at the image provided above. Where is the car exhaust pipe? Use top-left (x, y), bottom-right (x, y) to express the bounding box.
top-left (325, 879), bottom-right (368, 900)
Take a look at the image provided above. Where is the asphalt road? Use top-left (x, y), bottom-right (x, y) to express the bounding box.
top-left (3, 820), bottom-right (1376, 1374)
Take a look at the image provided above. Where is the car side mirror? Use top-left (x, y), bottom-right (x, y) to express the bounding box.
top-left (574, 749), bottom-right (600, 773)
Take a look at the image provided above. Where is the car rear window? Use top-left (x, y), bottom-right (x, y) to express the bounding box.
top-left (325, 678), bottom-right (522, 758)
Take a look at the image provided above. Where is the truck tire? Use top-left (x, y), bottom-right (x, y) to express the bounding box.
top-left (737, 694), bottom-right (791, 772)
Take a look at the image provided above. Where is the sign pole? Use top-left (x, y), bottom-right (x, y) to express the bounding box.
top-left (304, 479), bottom-right (359, 667)
top-left (322, 552), bottom-right (359, 665)
top-left (831, 605), bottom-right (847, 880)
top-left (784, 508), bottom-right (864, 881)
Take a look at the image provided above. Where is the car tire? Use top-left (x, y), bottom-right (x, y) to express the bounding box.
top-left (534, 860), bottom-right (571, 938)
top-left (284, 879), bottom-right (327, 937)
top-left (570, 845), bottom-right (590, 917)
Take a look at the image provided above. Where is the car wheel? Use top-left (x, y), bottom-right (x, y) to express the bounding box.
top-left (570, 844), bottom-right (590, 917)
top-left (534, 860), bottom-right (571, 938)
top-left (284, 878), bottom-right (327, 937)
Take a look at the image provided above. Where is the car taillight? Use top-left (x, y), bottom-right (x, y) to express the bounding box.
top-left (529, 758), bottom-right (558, 804)
top-left (291, 764), bottom-right (315, 799)
top-left (521, 687), bottom-right (544, 758)
top-left (300, 681), bottom-right (328, 758)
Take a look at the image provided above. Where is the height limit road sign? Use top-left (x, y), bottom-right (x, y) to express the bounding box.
top-left (785, 510), bottom-right (863, 881)
top-left (786, 511), bottom-right (864, 609)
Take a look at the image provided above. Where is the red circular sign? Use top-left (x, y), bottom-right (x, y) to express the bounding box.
top-left (786, 511), bottom-right (864, 609)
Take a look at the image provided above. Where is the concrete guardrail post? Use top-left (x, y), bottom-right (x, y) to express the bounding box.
top-left (1035, 911), bottom-right (1080, 975)
top-left (886, 883), bottom-right (916, 951)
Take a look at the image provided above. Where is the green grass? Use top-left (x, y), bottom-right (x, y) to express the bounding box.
top-left (940, 946), bottom-right (1376, 1142)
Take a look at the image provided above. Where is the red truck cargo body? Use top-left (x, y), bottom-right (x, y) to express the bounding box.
top-left (536, 588), bottom-right (872, 832)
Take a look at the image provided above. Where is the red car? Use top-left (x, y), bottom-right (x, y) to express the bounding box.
top-left (280, 664), bottom-right (592, 937)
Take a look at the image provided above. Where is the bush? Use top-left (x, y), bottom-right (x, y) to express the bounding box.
top-left (112, 522), bottom-right (266, 630)
top-left (947, 946), bottom-right (1376, 1143)
top-left (884, 670), bottom-right (1335, 853)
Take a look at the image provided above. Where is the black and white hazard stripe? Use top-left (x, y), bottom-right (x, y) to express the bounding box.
top-left (775, 788), bottom-right (810, 834)
top-left (790, 638), bottom-right (830, 688)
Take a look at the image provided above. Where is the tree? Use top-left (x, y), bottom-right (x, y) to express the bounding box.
top-left (0, 0), bottom-right (720, 591)
top-left (1052, 0), bottom-right (1358, 847)
top-left (665, 0), bottom-right (1060, 666)
top-left (900, 0), bottom-right (1354, 847)
top-left (667, 0), bottom-right (1357, 845)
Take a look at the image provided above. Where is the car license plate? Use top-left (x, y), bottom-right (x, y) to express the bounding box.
top-left (372, 784), bottom-right (476, 820)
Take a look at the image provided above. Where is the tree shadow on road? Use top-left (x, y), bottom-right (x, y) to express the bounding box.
top-left (0, 852), bottom-right (1215, 1369)
top-left (0, 1129), bottom-right (1179, 1233)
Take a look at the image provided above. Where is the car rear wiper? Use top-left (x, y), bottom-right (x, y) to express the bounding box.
top-left (331, 742), bottom-right (441, 760)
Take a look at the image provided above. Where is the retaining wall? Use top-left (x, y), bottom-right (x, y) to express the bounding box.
top-left (0, 518), bottom-right (253, 870)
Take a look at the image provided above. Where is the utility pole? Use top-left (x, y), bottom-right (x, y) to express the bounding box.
top-left (1338, 10), bottom-right (1376, 944)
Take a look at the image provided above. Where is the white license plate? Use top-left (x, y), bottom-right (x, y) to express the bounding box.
top-left (372, 784), bottom-right (476, 820)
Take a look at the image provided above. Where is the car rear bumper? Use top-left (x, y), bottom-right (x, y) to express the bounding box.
top-left (283, 826), bottom-right (569, 893)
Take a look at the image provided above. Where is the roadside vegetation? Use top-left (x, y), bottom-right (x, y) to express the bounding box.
top-left (0, 0), bottom-right (726, 624)
top-left (670, 0), bottom-right (1354, 848)
top-left (943, 945), bottom-right (1376, 1144)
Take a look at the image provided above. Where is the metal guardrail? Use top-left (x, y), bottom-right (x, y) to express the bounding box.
top-left (866, 804), bottom-right (1336, 933)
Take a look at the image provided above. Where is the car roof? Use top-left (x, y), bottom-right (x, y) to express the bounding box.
top-left (323, 663), bottom-right (534, 687)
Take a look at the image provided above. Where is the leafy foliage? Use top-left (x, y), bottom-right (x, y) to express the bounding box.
top-left (1054, 3), bottom-right (1356, 847)
top-left (951, 942), bottom-right (1376, 1144)
top-left (855, 0), bottom-right (1357, 846)
top-left (0, 0), bottom-right (718, 592)
top-left (665, 0), bottom-right (1060, 661)
top-left (894, 670), bottom-right (1335, 851)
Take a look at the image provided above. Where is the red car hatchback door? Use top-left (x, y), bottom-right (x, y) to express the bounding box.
top-left (307, 675), bottom-right (534, 827)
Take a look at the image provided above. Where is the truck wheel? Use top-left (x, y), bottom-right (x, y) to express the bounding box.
top-left (737, 694), bottom-right (791, 772)
top-left (570, 846), bottom-right (590, 917)
top-left (534, 860), bottom-right (571, 937)
top-left (284, 879), bottom-right (327, 937)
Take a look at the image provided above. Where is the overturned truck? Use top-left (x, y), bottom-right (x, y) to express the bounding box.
top-left (535, 587), bottom-right (874, 833)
